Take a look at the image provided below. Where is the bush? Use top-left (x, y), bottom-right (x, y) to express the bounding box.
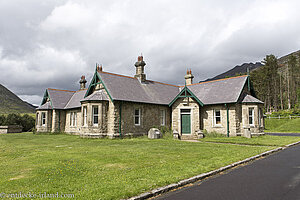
top-left (268, 109), bottom-right (300, 117)
top-left (0, 113), bottom-right (35, 132)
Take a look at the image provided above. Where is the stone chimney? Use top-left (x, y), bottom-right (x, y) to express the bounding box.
top-left (134, 55), bottom-right (146, 82)
top-left (96, 64), bottom-right (103, 72)
top-left (79, 75), bottom-right (87, 90)
top-left (184, 69), bottom-right (194, 85)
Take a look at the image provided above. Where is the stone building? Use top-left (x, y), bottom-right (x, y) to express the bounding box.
top-left (36, 56), bottom-right (264, 138)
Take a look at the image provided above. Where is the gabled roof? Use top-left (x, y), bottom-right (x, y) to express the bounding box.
top-left (97, 71), bottom-right (180, 105)
top-left (241, 94), bottom-right (264, 104)
top-left (38, 88), bottom-right (75, 110)
top-left (186, 75), bottom-right (248, 105)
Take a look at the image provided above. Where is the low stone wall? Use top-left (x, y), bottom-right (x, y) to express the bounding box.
top-left (0, 125), bottom-right (23, 134)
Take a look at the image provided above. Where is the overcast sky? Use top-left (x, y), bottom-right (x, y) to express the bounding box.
top-left (1, 0), bottom-right (300, 105)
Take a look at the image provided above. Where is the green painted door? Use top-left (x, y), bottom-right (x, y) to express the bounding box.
top-left (181, 114), bottom-right (191, 134)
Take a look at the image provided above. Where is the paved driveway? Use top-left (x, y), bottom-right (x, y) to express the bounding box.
top-left (156, 144), bottom-right (300, 200)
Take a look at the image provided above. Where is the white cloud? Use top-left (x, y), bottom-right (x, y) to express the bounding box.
top-left (1, 0), bottom-right (300, 105)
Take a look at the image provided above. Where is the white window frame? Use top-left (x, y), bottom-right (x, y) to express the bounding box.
top-left (41, 112), bottom-right (46, 127)
top-left (160, 109), bottom-right (166, 126)
top-left (134, 108), bottom-right (141, 126)
top-left (92, 106), bottom-right (99, 127)
top-left (70, 112), bottom-right (77, 127)
top-left (214, 109), bottom-right (221, 126)
top-left (249, 108), bottom-right (254, 126)
top-left (74, 112), bottom-right (77, 127)
top-left (83, 106), bottom-right (87, 126)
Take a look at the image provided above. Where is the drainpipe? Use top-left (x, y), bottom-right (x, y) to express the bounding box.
top-left (225, 104), bottom-right (229, 137)
top-left (58, 110), bottom-right (61, 132)
top-left (119, 101), bottom-right (122, 138)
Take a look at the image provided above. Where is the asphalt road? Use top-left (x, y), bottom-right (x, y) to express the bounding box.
top-left (266, 132), bottom-right (300, 136)
top-left (156, 144), bottom-right (300, 200)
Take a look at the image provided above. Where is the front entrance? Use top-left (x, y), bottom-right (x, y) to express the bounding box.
top-left (181, 109), bottom-right (191, 134)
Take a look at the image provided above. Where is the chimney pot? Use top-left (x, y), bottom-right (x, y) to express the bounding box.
top-left (79, 75), bottom-right (87, 90)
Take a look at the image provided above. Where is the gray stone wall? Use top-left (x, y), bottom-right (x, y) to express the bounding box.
top-left (80, 101), bottom-right (108, 136)
top-left (65, 108), bottom-right (81, 135)
top-left (201, 104), bottom-right (239, 136)
top-left (119, 101), bottom-right (171, 137)
top-left (241, 104), bottom-right (264, 134)
top-left (36, 110), bottom-right (52, 132)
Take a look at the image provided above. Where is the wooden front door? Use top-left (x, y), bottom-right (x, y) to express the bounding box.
top-left (181, 113), bottom-right (191, 134)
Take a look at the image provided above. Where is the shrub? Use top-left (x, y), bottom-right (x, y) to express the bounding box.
top-left (0, 113), bottom-right (35, 132)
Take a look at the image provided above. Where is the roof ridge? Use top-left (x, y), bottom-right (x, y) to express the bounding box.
top-left (100, 71), bottom-right (180, 87)
top-left (47, 88), bottom-right (76, 93)
top-left (99, 71), bottom-right (137, 79)
top-left (184, 75), bottom-right (248, 87)
top-left (148, 80), bottom-right (180, 88)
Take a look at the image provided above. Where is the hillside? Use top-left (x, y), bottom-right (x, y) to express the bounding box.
top-left (202, 62), bottom-right (263, 82)
top-left (0, 84), bottom-right (36, 114)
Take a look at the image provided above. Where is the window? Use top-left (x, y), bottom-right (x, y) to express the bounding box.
top-left (258, 108), bottom-right (261, 127)
top-left (41, 112), bottom-right (46, 126)
top-left (249, 108), bottom-right (254, 126)
top-left (160, 110), bottom-right (166, 126)
top-left (134, 108), bottom-right (141, 126)
top-left (92, 106), bottom-right (99, 126)
top-left (70, 112), bottom-right (77, 127)
top-left (214, 109), bottom-right (221, 125)
top-left (83, 106), bottom-right (87, 126)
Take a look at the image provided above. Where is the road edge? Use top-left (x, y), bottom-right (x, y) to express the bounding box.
top-left (127, 141), bottom-right (300, 200)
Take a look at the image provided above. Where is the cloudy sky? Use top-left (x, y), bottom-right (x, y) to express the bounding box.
top-left (1, 0), bottom-right (300, 105)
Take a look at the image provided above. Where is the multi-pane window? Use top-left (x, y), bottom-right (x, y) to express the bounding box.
top-left (214, 110), bottom-right (221, 125)
top-left (93, 106), bottom-right (99, 126)
top-left (249, 108), bottom-right (254, 125)
top-left (70, 112), bottom-right (77, 127)
top-left (41, 112), bottom-right (46, 126)
top-left (160, 110), bottom-right (166, 126)
top-left (134, 108), bottom-right (141, 126)
top-left (83, 106), bottom-right (87, 126)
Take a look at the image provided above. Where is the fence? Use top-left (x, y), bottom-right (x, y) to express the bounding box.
top-left (266, 115), bottom-right (300, 119)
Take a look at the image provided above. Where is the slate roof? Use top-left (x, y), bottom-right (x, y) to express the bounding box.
top-left (98, 71), bottom-right (180, 105)
top-left (187, 75), bottom-right (248, 105)
top-left (38, 71), bottom-right (260, 110)
top-left (40, 88), bottom-right (75, 109)
top-left (241, 94), bottom-right (264, 104)
top-left (64, 89), bottom-right (87, 109)
top-left (37, 101), bottom-right (52, 110)
top-left (81, 90), bottom-right (109, 102)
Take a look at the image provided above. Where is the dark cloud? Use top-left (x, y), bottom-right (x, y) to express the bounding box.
top-left (0, 0), bottom-right (300, 105)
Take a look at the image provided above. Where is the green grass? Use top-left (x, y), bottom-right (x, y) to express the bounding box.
top-left (265, 118), bottom-right (300, 133)
top-left (201, 134), bottom-right (300, 146)
top-left (0, 133), bottom-right (283, 199)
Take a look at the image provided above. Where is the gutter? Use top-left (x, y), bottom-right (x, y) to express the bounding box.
top-left (224, 104), bottom-right (229, 137)
top-left (119, 101), bottom-right (122, 138)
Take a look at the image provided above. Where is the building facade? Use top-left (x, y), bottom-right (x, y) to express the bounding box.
top-left (36, 56), bottom-right (264, 139)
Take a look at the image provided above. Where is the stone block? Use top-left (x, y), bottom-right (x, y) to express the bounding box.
top-left (173, 130), bottom-right (179, 139)
top-left (148, 128), bottom-right (162, 139)
top-left (243, 125), bottom-right (251, 138)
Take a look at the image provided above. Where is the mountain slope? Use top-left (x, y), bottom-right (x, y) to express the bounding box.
top-left (0, 84), bottom-right (36, 114)
top-left (202, 62), bottom-right (263, 82)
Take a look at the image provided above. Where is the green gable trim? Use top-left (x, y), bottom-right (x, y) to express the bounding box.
top-left (84, 72), bottom-right (114, 102)
top-left (169, 86), bottom-right (204, 107)
top-left (41, 89), bottom-right (53, 108)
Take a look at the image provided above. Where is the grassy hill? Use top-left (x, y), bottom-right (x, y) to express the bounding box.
top-left (0, 84), bottom-right (35, 114)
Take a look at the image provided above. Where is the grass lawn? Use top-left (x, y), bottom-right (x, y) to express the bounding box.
top-left (265, 118), bottom-right (300, 133)
top-left (0, 133), bottom-right (298, 199)
top-left (201, 134), bottom-right (300, 146)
